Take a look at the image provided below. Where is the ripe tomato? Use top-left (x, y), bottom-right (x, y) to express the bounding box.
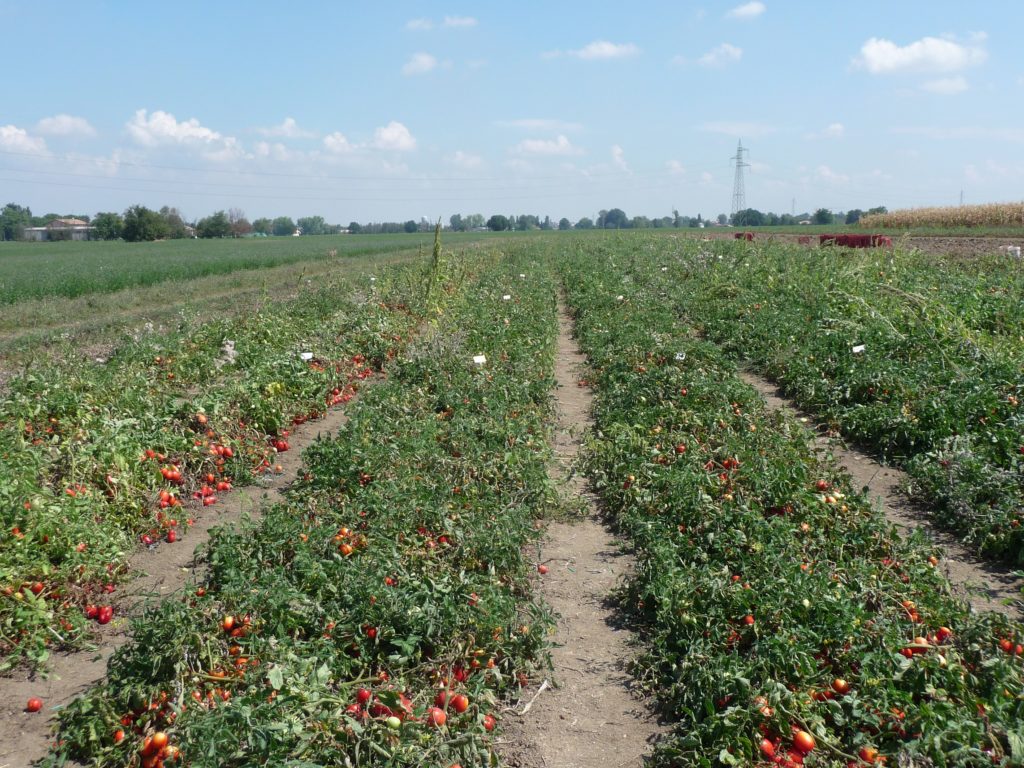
top-left (150, 732), bottom-right (169, 752)
top-left (451, 694), bottom-right (470, 714)
top-left (793, 730), bottom-right (815, 754)
top-left (26, 697), bottom-right (43, 712)
top-left (426, 707), bottom-right (447, 727)
top-left (222, 615), bottom-right (235, 632)
top-left (537, 564), bottom-right (549, 575)
top-left (482, 713), bottom-right (497, 732)
top-left (759, 738), bottom-right (776, 758)
top-left (831, 678), bottom-right (851, 695)
top-left (357, 688), bottom-right (372, 705)
top-left (859, 746), bottom-right (879, 763)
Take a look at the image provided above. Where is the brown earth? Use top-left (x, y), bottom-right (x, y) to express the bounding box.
top-left (0, 374), bottom-right (380, 768)
top-left (500, 301), bottom-right (664, 768)
top-left (695, 231), bottom-right (1022, 258)
top-left (738, 371), bottom-right (1024, 619)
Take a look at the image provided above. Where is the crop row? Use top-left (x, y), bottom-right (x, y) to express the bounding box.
top-left (860, 202), bottom-right (1024, 230)
top-left (1, 264), bottom-right (422, 671)
top-left (646, 239), bottom-right (1024, 563)
top-left (43, 245), bottom-right (558, 767)
top-left (561, 242), bottom-right (1024, 767)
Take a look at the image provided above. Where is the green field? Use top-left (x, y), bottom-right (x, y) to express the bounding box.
top-left (0, 234), bottom-right (487, 305)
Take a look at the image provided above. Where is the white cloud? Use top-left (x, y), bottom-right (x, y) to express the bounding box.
top-left (513, 135), bottom-right (583, 156)
top-left (496, 118), bottom-right (583, 132)
top-left (406, 18), bottom-right (433, 30)
top-left (126, 109), bottom-right (225, 147)
top-left (449, 150), bottom-right (483, 169)
top-left (922, 76), bottom-right (968, 94)
top-left (854, 35), bottom-right (986, 75)
top-left (700, 171), bottom-right (714, 183)
top-left (698, 43), bottom-right (742, 67)
top-left (666, 160), bottom-right (686, 175)
top-left (807, 122), bottom-right (845, 139)
top-left (816, 164), bottom-right (849, 184)
top-left (726, 2), bottom-right (765, 20)
top-left (323, 131), bottom-right (355, 154)
top-left (203, 137), bottom-right (248, 163)
top-left (258, 117), bottom-right (316, 138)
top-left (891, 125), bottom-right (1024, 142)
top-left (36, 114), bottom-right (96, 137)
top-left (555, 40), bottom-right (639, 60)
top-left (402, 52), bottom-right (438, 75)
top-left (611, 144), bottom-right (629, 172)
top-left (699, 120), bottom-right (773, 137)
top-left (372, 121), bottom-right (417, 151)
top-left (0, 124), bottom-right (47, 154)
top-left (443, 16), bottom-right (477, 28)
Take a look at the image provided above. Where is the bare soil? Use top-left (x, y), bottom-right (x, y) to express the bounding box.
top-left (500, 302), bottom-right (664, 768)
top-left (0, 375), bottom-right (380, 768)
top-left (738, 370), bottom-right (1024, 619)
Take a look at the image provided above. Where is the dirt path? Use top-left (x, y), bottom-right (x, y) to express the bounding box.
top-left (0, 375), bottom-right (378, 768)
top-left (738, 370), bottom-right (1024, 619)
top-left (502, 301), bottom-right (663, 768)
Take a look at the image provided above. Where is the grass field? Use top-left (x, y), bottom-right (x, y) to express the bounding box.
top-left (0, 234), bottom-right (487, 305)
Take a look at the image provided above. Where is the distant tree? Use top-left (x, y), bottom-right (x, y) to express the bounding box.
top-left (449, 213), bottom-right (465, 232)
top-left (813, 208), bottom-right (835, 225)
top-left (575, 217), bottom-right (594, 230)
top-left (347, 221), bottom-right (362, 234)
top-left (867, 206), bottom-right (888, 216)
top-left (486, 214), bottom-right (510, 231)
top-left (92, 211), bottom-right (124, 240)
top-left (765, 212), bottom-right (780, 226)
top-left (271, 216), bottom-right (295, 236)
top-left (122, 205), bottom-right (169, 242)
top-left (779, 213), bottom-right (797, 226)
top-left (631, 215), bottom-right (651, 229)
top-left (540, 215), bottom-right (552, 230)
top-left (845, 209), bottom-right (863, 224)
top-left (596, 209), bottom-right (608, 228)
top-left (159, 206), bottom-right (189, 238)
top-left (672, 208), bottom-right (681, 228)
top-left (196, 211), bottom-right (231, 238)
top-left (1, 203), bottom-right (32, 240)
top-left (251, 217), bottom-right (272, 235)
top-left (464, 213), bottom-right (485, 230)
top-left (516, 214), bottom-right (539, 231)
top-left (716, 213), bottom-right (728, 225)
top-left (403, 219), bottom-right (418, 233)
top-left (558, 217), bottom-right (572, 230)
top-left (604, 208), bottom-right (628, 229)
top-left (297, 215), bottom-right (326, 236)
top-left (227, 208), bottom-right (251, 237)
top-left (732, 208), bottom-right (765, 227)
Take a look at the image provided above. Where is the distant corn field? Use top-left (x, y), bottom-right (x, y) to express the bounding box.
top-left (861, 201), bottom-right (1024, 229)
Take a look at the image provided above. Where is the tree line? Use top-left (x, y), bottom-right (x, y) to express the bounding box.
top-left (2, 201), bottom-right (893, 243)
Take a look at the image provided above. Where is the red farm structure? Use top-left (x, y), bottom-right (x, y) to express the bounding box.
top-left (734, 232), bottom-right (755, 241)
top-left (819, 233), bottom-right (893, 248)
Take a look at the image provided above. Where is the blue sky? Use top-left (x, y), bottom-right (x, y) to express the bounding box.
top-left (1, 0), bottom-right (1021, 224)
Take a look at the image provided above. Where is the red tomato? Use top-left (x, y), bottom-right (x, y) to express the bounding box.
top-left (537, 564), bottom-right (548, 575)
top-left (759, 738), bottom-right (776, 758)
top-left (356, 688), bottom-right (372, 705)
top-left (482, 713), bottom-right (497, 732)
top-left (426, 707), bottom-right (447, 727)
top-left (793, 730), bottom-right (815, 754)
top-left (26, 697), bottom-right (43, 712)
top-left (831, 678), bottom-right (851, 695)
top-left (451, 694), bottom-right (470, 714)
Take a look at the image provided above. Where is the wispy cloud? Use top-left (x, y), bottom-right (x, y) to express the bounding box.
top-left (126, 109), bottom-right (229, 148)
top-left (853, 34), bottom-right (987, 74)
top-left (699, 120), bottom-right (773, 137)
top-left (443, 15), bottom-right (477, 28)
top-left (698, 43), bottom-right (742, 67)
top-left (726, 2), bottom-right (765, 20)
top-left (806, 122), bottom-right (845, 139)
top-left (816, 164), bottom-right (849, 184)
top-left (546, 41), bottom-right (640, 60)
top-left (891, 125), bottom-right (1024, 142)
top-left (496, 118), bottom-right (583, 132)
top-left (666, 159), bottom-right (686, 176)
top-left (512, 135), bottom-right (583, 156)
top-left (406, 18), bottom-right (433, 30)
top-left (36, 114), bottom-right (96, 138)
top-left (257, 117), bottom-right (316, 139)
top-left (323, 131), bottom-right (355, 154)
top-left (402, 52), bottom-right (438, 76)
top-left (921, 76), bottom-right (968, 94)
top-left (449, 150), bottom-right (483, 169)
top-left (611, 144), bottom-right (629, 172)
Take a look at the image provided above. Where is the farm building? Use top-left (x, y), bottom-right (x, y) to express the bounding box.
top-left (22, 218), bottom-right (95, 241)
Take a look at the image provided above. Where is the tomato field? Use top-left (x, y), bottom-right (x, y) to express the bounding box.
top-left (1, 231), bottom-right (1022, 767)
